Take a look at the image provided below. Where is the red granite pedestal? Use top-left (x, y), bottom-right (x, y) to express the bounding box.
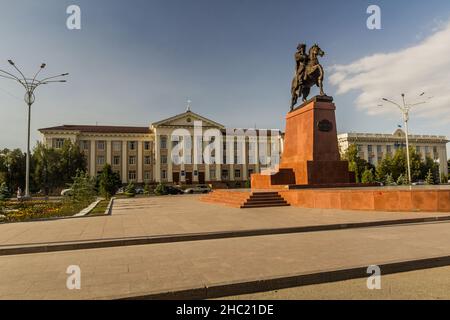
top-left (200, 95), bottom-right (450, 211)
top-left (252, 96), bottom-right (354, 189)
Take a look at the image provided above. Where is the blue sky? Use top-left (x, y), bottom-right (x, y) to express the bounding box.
top-left (1, 0), bottom-right (450, 151)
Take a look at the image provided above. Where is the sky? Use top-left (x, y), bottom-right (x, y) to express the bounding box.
top-left (0, 0), bottom-right (450, 152)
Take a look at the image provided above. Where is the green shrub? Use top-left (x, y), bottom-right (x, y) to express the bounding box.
top-left (125, 182), bottom-right (136, 197)
top-left (0, 182), bottom-right (11, 201)
top-left (425, 169), bottom-right (434, 185)
top-left (154, 183), bottom-right (167, 196)
top-left (144, 184), bottom-right (151, 195)
top-left (98, 164), bottom-right (121, 199)
top-left (440, 173), bottom-right (448, 184)
top-left (396, 174), bottom-right (408, 185)
top-left (244, 180), bottom-right (251, 188)
top-left (69, 170), bottom-right (96, 204)
top-left (361, 168), bottom-right (375, 184)
top-left (384, 173), bottom-right (395, 186)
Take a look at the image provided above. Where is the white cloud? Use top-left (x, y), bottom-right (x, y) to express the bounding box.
top-left (329, 21), bottom-right (450, 123)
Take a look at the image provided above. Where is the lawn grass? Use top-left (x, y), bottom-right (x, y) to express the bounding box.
top-left (88, 199), bottom-right (110, 216)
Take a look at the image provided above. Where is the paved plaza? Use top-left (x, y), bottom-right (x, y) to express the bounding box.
top-left (1, 195), bottom-right (448, 248)
top-left (0, 196), bottom-right (450, 299)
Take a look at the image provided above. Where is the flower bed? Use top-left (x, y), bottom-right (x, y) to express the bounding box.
top-left (0, 200), bottom-right (91, 223)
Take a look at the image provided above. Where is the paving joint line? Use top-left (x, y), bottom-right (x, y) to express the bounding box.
top-left (1, 215), bottom-right (450, 256)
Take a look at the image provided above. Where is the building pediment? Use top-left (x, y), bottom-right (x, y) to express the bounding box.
top-left (151, 111), bottom-right (224, 129)
top-left (393, 129), bottom-right (405, 137)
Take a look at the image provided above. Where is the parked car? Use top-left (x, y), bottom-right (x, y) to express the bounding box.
top-left (60, 189), bottom-right (73, 196)
top-left (135, 187), bottom-right (145, 195)
top-left (166, 186), bottom-right (184, 195)
top-left (412, 180), bottom-right (426, 186)
top-left (184, 185), bottom-right (211, 194)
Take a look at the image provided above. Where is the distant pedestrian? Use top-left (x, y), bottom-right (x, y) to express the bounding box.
top-left (17, 187), bottom-right (22, 201)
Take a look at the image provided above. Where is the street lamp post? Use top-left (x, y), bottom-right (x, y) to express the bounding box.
top-left (381, 92), bottom-right (431, 185)
top-left (0, 60), bottom-right (68, 199)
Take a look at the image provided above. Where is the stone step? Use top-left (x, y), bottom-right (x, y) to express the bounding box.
top-left (248, 196), bottom-right (284, 201)
top-left (251, 192), bottom-right (279, 196)
top-left (241, 203), bottom-right (290, 209)
top-left (201, 190), bottom-right (291, 209)
top-left (246, 199), bottom-right (287, 204)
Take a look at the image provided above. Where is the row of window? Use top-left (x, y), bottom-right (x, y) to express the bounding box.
top-left (160, 154), bottom-right (258, 164)
top-left (360, 144), bottom-right (439, 155)
top-left (52, 139), bottom-right (155, 151)
top-left (96, 156), bottom-right (152, 166)
top-left (127, 171), bottom-right (152, 181)
top-left (96, 154), bottom-right (260, 167)
top-left (103, 169), bottom-right (255, 182)
top-left (159, 136), bottom-right (275, 151)
top-left (159, 169), bottom-right (253, 181)
top-left (80, 140), bottom-right (154, 151)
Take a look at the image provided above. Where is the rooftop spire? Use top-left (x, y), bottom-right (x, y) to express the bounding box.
top-left (186, 99), bottom-right (192, 112)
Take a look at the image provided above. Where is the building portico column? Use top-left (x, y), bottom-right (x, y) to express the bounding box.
top-left (168, 135), bottom-right (173, 183)
top-left (106, 140), bottom-right (112, 165)
top-left (255, 135), bottom-right (260, 174)
top-left (155, 135), bottom-right (161, 182)
top-left (439, 146), bottom-right (448, 176)
top-left (122, 140), bottom-right (127, 184)
top-left (138, 141), bottom-right (143, 183)
top-left (89, 140), bottom-right (96, 177)
top-left (373, 144), bottom-right (379, 167)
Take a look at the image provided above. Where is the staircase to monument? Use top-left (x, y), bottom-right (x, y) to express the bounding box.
top-left (242, 192), bottom-right (290, 209)
top-left (200, 190), bottom-right (290, 209)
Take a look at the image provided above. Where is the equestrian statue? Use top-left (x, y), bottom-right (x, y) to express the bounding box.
top-left (290, 43), bottom-right (326, 111)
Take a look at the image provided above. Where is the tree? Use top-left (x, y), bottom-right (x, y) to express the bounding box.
top-left (361, 168), bottom-right (375, 184)
top-left (69, 170), bottom-right (96, 204)
top-left (391, 149), bottom-right (407, 181)
top-left (342, 144), bottom-right (373, 183)
top-left (421, 156), bottom-right (439, 184)
top-left (397, 174), bottom-right (408, 185)
top-left (143, 184), bottom-right (150, 195)
top-left (0, 148), bottom-right (26, 192)
top-left (385, 173), bottom-right (395, 186)
top-left (125, 182), bottom-right (136, 197)
top-left (154, 183), bottom-right (167, 196)
top-left (32, 141), bottom-right (87, 195)
top-left (409, 148), bottom-right (423, 182)
top-left (59, 141), bottom-right (87, 184)
top-left (98, 164), bottom-right (121, 199)
top-left (376, 155), bottom-right (393, 183)
top-left (386, 147), bottom-right (422, 183)
top-left (425, 169), bottom-right (434, 185)
top-left (0, 182), bottom-right (10, 201)
top-left (32, 143), bottom-right (62, 195)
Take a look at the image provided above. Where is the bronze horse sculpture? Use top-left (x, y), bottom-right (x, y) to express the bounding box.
top-left (290, 44), bottom-right (326, 110)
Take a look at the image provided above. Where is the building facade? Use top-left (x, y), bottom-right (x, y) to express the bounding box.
top-left (338, 129), bottom-right (449, 176)
top-left (39, 109), bottom-right (283, 186)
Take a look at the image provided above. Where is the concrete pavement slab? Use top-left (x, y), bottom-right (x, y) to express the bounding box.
top-left (1, 221), bottom-right (450, 299)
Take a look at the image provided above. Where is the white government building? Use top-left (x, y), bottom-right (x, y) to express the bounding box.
top-left (338, 129), bottom-right (449, 176)
top-left (39, 108), bottom-right (283, 186)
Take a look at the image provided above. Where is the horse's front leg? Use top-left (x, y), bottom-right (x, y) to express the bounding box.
top-left (318, 65), bottom-right (326, 96)
top-left (318, 80), bottom-right (325, 96)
